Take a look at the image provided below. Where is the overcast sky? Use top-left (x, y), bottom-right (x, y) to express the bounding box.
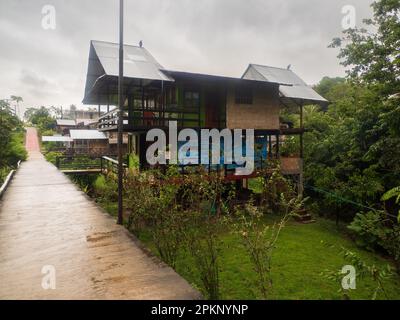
top-left (0, 0), bottom-right (373, 116)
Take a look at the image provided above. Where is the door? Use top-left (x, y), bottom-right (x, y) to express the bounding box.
top-left (205, 91), bottom-right (220, 128)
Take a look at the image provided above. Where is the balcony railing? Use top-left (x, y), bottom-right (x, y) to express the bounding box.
top-left (98, 105), bottom-right (201, 131)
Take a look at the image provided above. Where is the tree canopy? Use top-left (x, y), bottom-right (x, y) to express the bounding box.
top-left (304, 0), bottom-right (400, 219)
top-left (0, 99), bottom-right (27, 181)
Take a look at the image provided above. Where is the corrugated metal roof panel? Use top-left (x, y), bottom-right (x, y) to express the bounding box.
top-left (69, 130), bottom-right (107, 140)
top-left (280, 85), bottom-right (328, 103)
top-left (42, 136), bottom-right (73, 142)
top-left (56, 119), bottom-right (76, 126)
top-left (76, 119), bottom-right (98, 126)
top-left (249, 64), bottom-right (307, 86)
top-left (92, 40), bottom-right (174, 82)
top-left (242, 64), bottom-right (328, 105)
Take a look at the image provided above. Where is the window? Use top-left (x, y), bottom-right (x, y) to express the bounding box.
top-left (184, 91), bottom-right (200, 108)
top-left (235, 87), bottom-right (253, 105)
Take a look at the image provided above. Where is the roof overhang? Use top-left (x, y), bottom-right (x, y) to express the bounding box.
top-left (83, 40), bottom-right (174, 105)
top-left (162, 69), bottom-right (280, 88)
top-left (242, 64), bottom-right (329, 107)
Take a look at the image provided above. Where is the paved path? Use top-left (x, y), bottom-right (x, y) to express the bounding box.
top-left (0, 128), bottom-right (200, 300)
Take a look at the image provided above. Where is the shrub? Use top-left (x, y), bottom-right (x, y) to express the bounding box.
top-left (183, 213), bottom-right (222, 300)
top-left (124, 169), bottom-right (184, 268)
top-left (93, 172), bottom-right (118, 202)
top-left (180, 173), bottom-right (226, 299)
top-left (44, 151), bottom-right (63, 165)
top-left (6, 132), bottom-right (27, 165)
top-left (232, 194), bottom-right (304, 299)
top-left (348, 210), bottom-right (400, 273)
top-left (259, 166), bottom-right (298, 214)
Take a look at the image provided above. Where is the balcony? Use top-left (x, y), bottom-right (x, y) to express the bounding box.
top-left (98, 105), bottom-right (201, 132)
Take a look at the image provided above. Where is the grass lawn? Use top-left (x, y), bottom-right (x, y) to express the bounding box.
top-left (138, 216), bottom-right (400, 300)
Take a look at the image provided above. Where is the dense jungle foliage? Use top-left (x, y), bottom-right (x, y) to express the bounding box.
top-left (0, 98), bottom-right (27, 184)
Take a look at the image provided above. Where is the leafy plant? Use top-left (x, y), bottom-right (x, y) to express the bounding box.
top-left (0, 99), bottom-right (26, 170)
top-left (304, 1), bottom-right (400, 219)
top-left (348, 210), bottom-right (400, 274)
top-left (124, 169), bottom-right (184, 268)
top-left (93, 172), bottom-right (118, 202)
top-left (259, 166), bottom-right (297, 215)
top-left (179, 172), bottom-right (227, 299)
top-left (348, 211), bottom-right (388, 251)
top-left (382, 186), bottom-right (400, 222)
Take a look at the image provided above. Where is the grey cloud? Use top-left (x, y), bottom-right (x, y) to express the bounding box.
top-left (0, 0), bottom-right (374, 111)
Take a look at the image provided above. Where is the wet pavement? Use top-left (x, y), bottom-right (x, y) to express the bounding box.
top-left (0, 128), bottom-right (200, 300)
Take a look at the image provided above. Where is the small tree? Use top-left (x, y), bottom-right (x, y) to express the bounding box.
top-left (259, 166), bottom-right (297, 215)
top-left (124, 169), bottom-right (184, 269)
top-left (180, 172), bottom-right (226, 300)
top-left (233, 195), bottom-right (304, 299)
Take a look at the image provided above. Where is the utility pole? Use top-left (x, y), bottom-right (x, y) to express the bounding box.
top-left (117, 0), bottom-right (124, 225)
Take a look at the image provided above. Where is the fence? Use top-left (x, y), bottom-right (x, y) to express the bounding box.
top-left (55, 155), bottom-right (128, 174)
top-left (0, 161), bottom-right (21, 199)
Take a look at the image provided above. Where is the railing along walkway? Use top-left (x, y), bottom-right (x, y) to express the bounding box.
top-left (0, 128), bottom-right (199, 299)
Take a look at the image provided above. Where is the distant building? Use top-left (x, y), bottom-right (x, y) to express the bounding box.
top-left (56, 119), bottom-right (76, 135)
top-left (64, 109), bottom-right (102, 120)
top-left (68, 130), bottom-right (109, 155)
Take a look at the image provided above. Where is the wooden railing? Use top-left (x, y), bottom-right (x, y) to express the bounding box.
top-left (101, 156), bottom-right (128, 174)
top-left (98, 105), bottom-right (201, 131)
top-left (0, 161), bottom-right (21, 199)
top-left (55, 155), bottom-right (128, 174)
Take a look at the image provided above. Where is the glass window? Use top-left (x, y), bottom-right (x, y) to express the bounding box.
top-left (184, 91), bottom-right (200, 108)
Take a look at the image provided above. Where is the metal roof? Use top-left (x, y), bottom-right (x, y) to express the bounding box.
top-left (56, 119), bottom-right (76, 126)
top-left (162, 69), bottom-right (280, 87)
top-left (83, 40), bottom-right (327, 106)
top-left (42, 136), bottom-right (73, 142)
top-left (76, 119), bottom-right (98, 126)
top-left (242, 64), bottom-right (328, 105)
top-left (83, 40), bottom-right (173, 104)
top-left (69, 130), bottom-right (107, 140)
top-left (92, 40), bottom-right (173, 81)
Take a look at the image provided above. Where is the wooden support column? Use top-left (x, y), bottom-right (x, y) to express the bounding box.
top-left (299, 102), bottom-right (304, 197)
top-left (160, 80), bottom-right (164, 127)
top-left (276, 134), bottom-right (280, 158)
top-left (300, 103), bottom-right (304, 158)
top-left (107, 85), bottom-right (110, 113)
top-left (141, 84), bottom-right (145, 126)
top-left (197, 128), bottom-right (201, 166)
top-left (128, 95), bottom-right (133, 126)
top-left (268, 135), bottom-right (272, 159)
top-left (138, 133), bottom-right (147, 170)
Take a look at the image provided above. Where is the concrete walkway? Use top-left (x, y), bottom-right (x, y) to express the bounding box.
top-left (0, 128), bottom-right (200, 300)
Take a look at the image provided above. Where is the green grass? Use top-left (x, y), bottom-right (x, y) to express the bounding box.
top-left (138, 216), bottom-right (400, 300)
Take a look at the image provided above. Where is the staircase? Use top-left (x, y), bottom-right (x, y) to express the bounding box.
top-left (294, 208), bottom-right (316, 224)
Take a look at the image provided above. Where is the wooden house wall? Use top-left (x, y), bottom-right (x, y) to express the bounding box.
top-left (226, 83), bottom-right (280, 130)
